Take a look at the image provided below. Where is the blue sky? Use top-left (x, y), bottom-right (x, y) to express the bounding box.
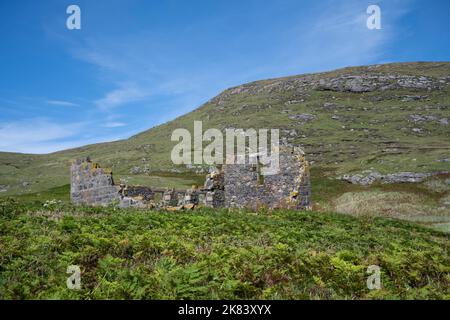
top-left (0, 0), bottom-right (449, 153)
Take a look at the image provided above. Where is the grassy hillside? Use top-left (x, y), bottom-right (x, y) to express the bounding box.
top-left (0, 62), bottom-right (449, 230)
top-left (0, 201), bottom-right (449, 299)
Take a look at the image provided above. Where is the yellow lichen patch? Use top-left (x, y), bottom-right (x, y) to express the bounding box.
top-left (90, 162), bottom-right (101, 174)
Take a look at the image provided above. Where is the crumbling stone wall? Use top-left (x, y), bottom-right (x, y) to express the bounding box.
top-left (70, 157), bottom-right (120, 206)
top-left (70, 146), bottom-right (311, 210)
top-left (121, 185), bottom-right (154, 201)
top-left (162, 189), bottom-right (177, 206)
top-left (223, 146), bottom-right (311, 210)
top-left (203, 170), bottom-right (225, 208)
top-left (183, 187), bottom-right (200, 206)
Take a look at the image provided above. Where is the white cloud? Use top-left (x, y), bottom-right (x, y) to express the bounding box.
top-left (272, 1), bottom-right (387, 74)
top-left (94, 84), bottom-right (149, 110)
top-left (102, 121), bottom-right (127, 128)
top-left (46, 100), bottom-right (79, 107)
top-left (0, 118), bottom-right (132, 154)
top-left (0, 118), bottom-right (85, 154)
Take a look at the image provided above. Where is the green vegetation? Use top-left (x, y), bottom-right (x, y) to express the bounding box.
top-left (11, 185), bottom-right (71, 203)
top-left (0, 199), bottom-right (449, 300)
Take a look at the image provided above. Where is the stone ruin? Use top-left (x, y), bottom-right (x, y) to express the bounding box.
top-left (223, 146), bottom-right (311, 210)
top-left (70, 158), bottom-right (119, 206)
top-left (70, 146), bottom-right (311, 210)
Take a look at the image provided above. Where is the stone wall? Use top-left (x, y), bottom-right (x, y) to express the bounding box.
top-left (70, 146), bottom-right (312, 210)
top-left (70, 157), bottom-right (120, 206)
top-left (203, 171), bottom-right (225, 208)
top-left (223, 146), bottom-right (311, 210)
top-left (122, 186), bottom-right (154, 201)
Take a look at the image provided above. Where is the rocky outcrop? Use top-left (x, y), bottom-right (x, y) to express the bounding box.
top-left (338, 170), bottom-right (449, 185)
top-left (316, 74), bottom-right (446, 93)
top-left (338, 171), bottom-right (383, 186)
top-left (408, 114), bottom-right (448, 126)
top-left (288, 113), bottom-right (316, 123)
top-left (209, 70), bottom-right (449, 106)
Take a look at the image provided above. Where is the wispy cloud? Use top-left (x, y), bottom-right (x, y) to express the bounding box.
top-left (0, 117), bottom-right (131, 154)
top-left (102, 121), bottom-right (127, 128)
top-left (94, 83), bottom-right (150, 110)
top-left (46, 100), bottom-right (79, 107)
top-left (0, 118), bottom-right (86, 153)
top-left (271, 0), bottom-right (406, 75)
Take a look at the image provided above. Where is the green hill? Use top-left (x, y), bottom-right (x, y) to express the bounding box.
top-left (1, 62), bottom-right (449, 230)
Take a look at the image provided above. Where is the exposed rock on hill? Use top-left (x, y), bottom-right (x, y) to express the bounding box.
top-left (338, 171), bottom-right (449, 185)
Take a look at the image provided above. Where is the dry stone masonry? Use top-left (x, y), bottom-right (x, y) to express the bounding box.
top-left (70, 157), bottom-right (120, 206)
top-left (203, 170), bottom-right (226, 208)
top-left (223, 146), bottom-right (311, 210)
top-left (70, 146), bottom-right (312, 210)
